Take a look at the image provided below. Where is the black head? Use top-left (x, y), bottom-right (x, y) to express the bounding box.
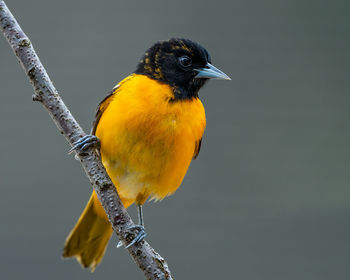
top-left (135, 38), bottom-right (230, 100)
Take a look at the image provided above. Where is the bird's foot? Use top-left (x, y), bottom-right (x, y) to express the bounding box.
top-left (68, 135), bottom-right (100, 154)
top-left (117, 225), bottom-right (147, 248)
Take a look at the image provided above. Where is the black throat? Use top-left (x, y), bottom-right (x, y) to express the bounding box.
top-left (170, 79), bottom-right (207, 100)
top-left (135, 65), bottom-right (207, 101)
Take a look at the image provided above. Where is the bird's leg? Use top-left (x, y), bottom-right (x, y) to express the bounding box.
top-left (117, 204), bottom-right (147, 248)
top-left (126, 204), bottom-right (147, 248)
top-left (68, 134), bottom-right (100, 154)
top-left (137, 204), bottom-right (144, 227)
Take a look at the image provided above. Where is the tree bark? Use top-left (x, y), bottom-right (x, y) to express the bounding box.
top-left (0, 1), bottom-right (173, 279)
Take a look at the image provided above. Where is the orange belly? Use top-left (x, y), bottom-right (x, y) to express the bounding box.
top-left (95, 74), bottom-right (206, 206)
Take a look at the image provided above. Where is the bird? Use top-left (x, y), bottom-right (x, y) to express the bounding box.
top-left (62, 38), bottom-right (230, 271)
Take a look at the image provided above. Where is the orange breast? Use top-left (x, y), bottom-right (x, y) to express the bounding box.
top-left (95, 74), bottom-right (206, 205)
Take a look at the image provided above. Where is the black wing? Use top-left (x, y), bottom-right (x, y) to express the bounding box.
top-left (193, 138), bottom-right (202, 159)
top-left (91, 85), bottom-right (120, 135)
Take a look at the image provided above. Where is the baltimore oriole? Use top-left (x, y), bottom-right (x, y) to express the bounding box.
top-left (63, 38), bottom-right (230, 271)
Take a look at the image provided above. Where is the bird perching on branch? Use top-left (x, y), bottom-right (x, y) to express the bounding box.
top-left (63, 38), bottom-right (230, 271)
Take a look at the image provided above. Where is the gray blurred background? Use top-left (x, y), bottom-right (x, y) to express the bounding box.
top-left (1, 0), bottom-right (349, 279)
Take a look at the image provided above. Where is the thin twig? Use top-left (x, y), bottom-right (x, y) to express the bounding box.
top-left (0, 1), bottom-right (173, 279)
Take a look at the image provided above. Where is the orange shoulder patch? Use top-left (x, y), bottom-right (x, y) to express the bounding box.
top-left (91, 75), bottom-right (134, 135)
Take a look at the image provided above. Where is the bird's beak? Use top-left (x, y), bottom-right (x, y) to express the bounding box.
top-left (195, 63), bottom-right (231, 80)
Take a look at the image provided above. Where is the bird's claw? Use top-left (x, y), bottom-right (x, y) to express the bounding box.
top-left (117, 225), bottom-right (147, 249)
top-left (68, 135), bottom-right (100, 154)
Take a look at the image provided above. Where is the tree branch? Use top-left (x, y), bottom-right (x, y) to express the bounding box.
top-left (0, 1), bottom-right (173, 279)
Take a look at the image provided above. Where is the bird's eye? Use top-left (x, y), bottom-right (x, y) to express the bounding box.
top-left (178, 56), bottom-right (192, 67)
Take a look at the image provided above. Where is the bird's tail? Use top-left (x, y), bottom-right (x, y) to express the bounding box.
top-left (63, 191), bottom-right (133, 272)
